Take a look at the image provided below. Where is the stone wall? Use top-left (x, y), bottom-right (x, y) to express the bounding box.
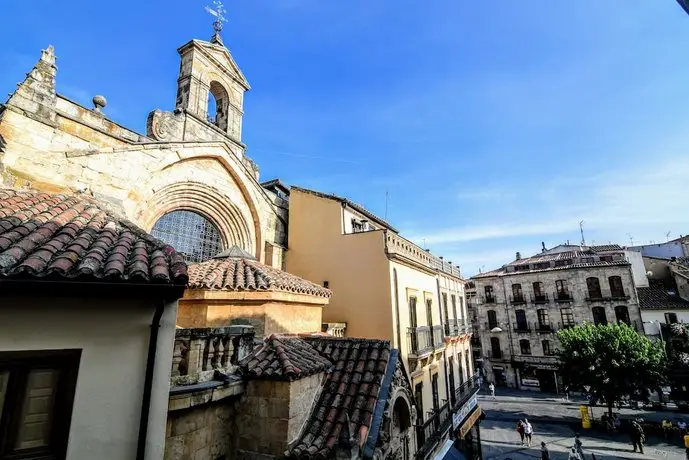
top-left (165, 396), bottom-right (238, 460)
top-left (236, 373), bottom-right (323, 460)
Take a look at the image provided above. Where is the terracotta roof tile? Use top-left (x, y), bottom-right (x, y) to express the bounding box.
top-left (187, 252), bottom-right (331, 298)
top-left (638, 280), bottom-right (689, 310)
top-left (0, 189), bottom-right (188, 285)
top-left (242, 335), bottom-right (333, 381)
top-left (286, 337), bottom-right (392, 459)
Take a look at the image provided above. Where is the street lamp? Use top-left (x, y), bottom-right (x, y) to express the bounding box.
top-left (490, 327), bottom-right (503, 333)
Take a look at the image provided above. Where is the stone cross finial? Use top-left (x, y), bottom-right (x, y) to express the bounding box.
top-left (41, 45), bottom-right (56, 66)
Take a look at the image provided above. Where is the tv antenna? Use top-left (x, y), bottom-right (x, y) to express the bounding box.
top-left (384, 190), bottom-right (389, 220)
top-left (205, 1), bottom-right (228, 39)
top-left (666, 231), bottom-right (672, 242)
top-left (627, 233), bottom-right (635, 245)
top-left (579, 220), bottom-right (586, 246)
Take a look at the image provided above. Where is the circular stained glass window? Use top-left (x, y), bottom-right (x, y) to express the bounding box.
top-left (151, 210), bottom-right (223, 263)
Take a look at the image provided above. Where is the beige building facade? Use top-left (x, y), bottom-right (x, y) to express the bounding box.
top-left (286, 187), bottom-right (482, 460)
top-left (471, 244), bottom-right (644, 392)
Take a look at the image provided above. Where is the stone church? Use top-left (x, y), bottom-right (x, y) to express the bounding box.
top-left (0, 31), bottom-right (287, 269)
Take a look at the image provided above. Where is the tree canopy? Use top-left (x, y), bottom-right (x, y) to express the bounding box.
top-left (556, 322), bottom-right (666, 416)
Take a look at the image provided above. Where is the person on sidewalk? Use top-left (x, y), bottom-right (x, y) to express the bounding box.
top-left (516, 420), bottom-right (525, 445)
top-left (540, 442), bottom-right (550, 460)
top-left (489, 382), bottom-right (495, 399)
top-left (662, 418), bottom-right (673, 440)
top-left (574, 433), bottom-right (583, 457)
top-left (563, 385), bottom-right (570, 401)
top-left (568, 447), bottom-right (581, 460)
top-left (523, 419), bottom-right (534, 447)
top-left (630, 419), bottom-right (645, 454)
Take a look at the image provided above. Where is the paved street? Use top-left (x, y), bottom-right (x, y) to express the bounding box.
top-left (478, 390), bottom-right (688, 460)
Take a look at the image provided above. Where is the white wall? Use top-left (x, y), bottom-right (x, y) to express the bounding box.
top-left (625, 250), bottom-right (649, 288)
top-left (0, 296), bottom-right (176, 460)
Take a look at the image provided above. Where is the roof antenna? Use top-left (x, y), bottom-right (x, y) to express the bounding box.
top-left (666, 231), bottom-right (671, 242)
top-left (627, 233), bottom-right (635, 245)
top-left (579, 220), bottom-right (586, 246)
top-left (384, 189), bottom-right (389, 220)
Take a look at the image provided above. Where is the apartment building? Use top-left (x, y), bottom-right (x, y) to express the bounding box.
top-left (286, 187), bottom-right (482, 460)
top-left (471, 244), bottom-right (644, 393)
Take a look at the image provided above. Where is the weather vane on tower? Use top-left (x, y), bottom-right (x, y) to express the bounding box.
top-left (205, 0), bottom-right (228, 43)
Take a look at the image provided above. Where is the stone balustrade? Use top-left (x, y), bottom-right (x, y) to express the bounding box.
top-left (384, 230), bottom-right (461, 278)
top-left (322, 322), bottom-right (347, 337)
top-left (171, 325), bottom-right (255, 386)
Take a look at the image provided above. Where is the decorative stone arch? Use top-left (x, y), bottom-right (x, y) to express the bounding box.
top-left (150, 154), bottom-right (266, 259)
top-left (207, 80), bottom-right (229, 131)
top-left (137, 182), bottom-right (255, 256)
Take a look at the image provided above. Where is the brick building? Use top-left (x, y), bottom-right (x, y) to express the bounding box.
top-left (470, 244), bottom-right (645, 392)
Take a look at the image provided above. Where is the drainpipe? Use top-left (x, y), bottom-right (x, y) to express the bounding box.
top-left (437, 276), bottom-right (451, 404)
top-left (136, 302), bottom-right (165, 460)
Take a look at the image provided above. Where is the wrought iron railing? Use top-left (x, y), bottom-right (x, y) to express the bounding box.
top-left (531, 293), bottom-right (549, 304)
top-left (510, 294), bottom-right (527, 305)
top-left (553, 291), bottom-right (573, 302)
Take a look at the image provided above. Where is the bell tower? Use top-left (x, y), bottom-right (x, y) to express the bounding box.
top-left (174, 1), bottom-right (250, 143)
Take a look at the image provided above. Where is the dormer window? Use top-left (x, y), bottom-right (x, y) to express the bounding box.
top-left (351, 219), bottom-right (364, 233)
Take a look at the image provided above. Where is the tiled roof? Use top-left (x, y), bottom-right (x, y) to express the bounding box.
top-left (187, 249), bottom-right (332, 297)
top-left (589, 244), bottom-right (623, 252)
top-left (286, 337), bottom-right (392, 459)
top-left (0, 189), bottom-right (188, 285)
top-left (242, 335), bottom-right (333, 381)
top-left (638, 281), bottom-right (689, 310)
top-left (472, 260), bottom-right (630, 279)
top-left (291, 186), bottom-right (399, 233)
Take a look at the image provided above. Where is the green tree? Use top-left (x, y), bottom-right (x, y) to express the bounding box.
top-left (556, 322), bottom-right (666, 417)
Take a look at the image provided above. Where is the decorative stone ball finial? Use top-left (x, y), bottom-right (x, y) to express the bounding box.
top-left (92, 95), bottom-right (107, 113)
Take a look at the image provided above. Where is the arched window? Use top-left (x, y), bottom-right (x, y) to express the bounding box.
top-left (487, 310), bottom-right (498, 329)
top-left (609, 276), bottom-right (625, 298)
top-left (151, 210), bottom-right (223, 263)
top-left (207, 81), bottom-right (229, 131)
top-left (615, 305), bottom-right (631, 326)
top-left (586, 277), bottom-right (602, 299)
top-left (592, 306), bottom-right (607, 326)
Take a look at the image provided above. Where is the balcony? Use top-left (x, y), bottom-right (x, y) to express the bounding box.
top-left (553, 291), bottom-right (573, 302)
top-left (407, 326), bottom-right (434, 358)
top-left (610, 293), bottom-right (630, 301)
top-left (510, 294), bottom-right (527, 305)
top-left (534, 322), bottom-right (555, 334)
top-left (432, 325), bottom-right (445, 350)
top-left (454, 374), bottom-right (481, 410)
top-left (531, 293), bottom-right (549, 304)
top-left (484, 322), bottom-right (501, 332)
top-left (487, 349), bottom-right (505, 360)
top-left (482, 295), bottom-right (497, 304)
top-left (558, 321), bottom-right (576, 329)
top-left (416, 400), bottom-right (453, 458)
top-left (513, 323), bottom-right (531, 333)
top-left (470, 336), bottom-right (481, 347)
top-left (585, 293), bottom-right (605, 302)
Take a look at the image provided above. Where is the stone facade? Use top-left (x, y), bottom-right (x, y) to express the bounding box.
top-left (471, 246), bottom-right (643, 392)
top-left (235, 374), bottom-right (324, 460)
top-left (0, 39), bottom-right (285, 266)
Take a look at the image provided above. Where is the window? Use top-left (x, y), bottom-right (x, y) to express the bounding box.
top-left (609, 276), bottom-right (625, 298)
top-left (665, 312), bottom-right (679, 324)
top-left (537, 309), bottom-right (549, 328)
top-left (484, 286), bottom-right (495, 303)
top-left (409, 296), bottom-right (418, 351)
top-left (151, 210), bottom-right (224, 263)
top-left (614, 305), bottom-right (631, 326)
top-left (425, 299), bottom-right (433, 327)
top-left (519, 339), bottom-right (531, 355)
top-left (442, 293), bottom-right (449, 329)
top-left (515, 310), bottom-right (528, 330)
top-left (512, 284), bottom-right (524, 302)
top-left (560, 308), bottom-right (575, 327)
top-left (457, 353), bottom-right (464, 385)
top-left (554, 259), bottom-right (572, 267)
top-left (448, 357), bottom-right (456, 406)
top-left (490, 337), bottom-right (501, 358)
top-left (465, 353), bottom-right (472, 377)
top-left (533, 282), bottom-right (545, 300)
top-left (0, 350), bottom-right (80, 460)
top-left (431, 374), bottom-right (440, 412)
top-left (351, 219), bottom-right (364, 233)
top-left (451, 295), bottom-right (458, 321)
top-left (592, 306), bottom-right (607, 325)
top-left (555, 280), bottom-right (569, 299)
top-left (487, 310), bottom-right (498, 329)
top-left (414, 382), bottom-right (424, 421)
top-left (586, 277), bottom-right (602, 299)
top-left (542, 340), bottom-right (552, 355)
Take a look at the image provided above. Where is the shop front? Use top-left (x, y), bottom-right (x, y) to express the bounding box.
top-left (450, 392), bottom-right (483, 460)
top-left (513, 356), bottom-right (560, 393)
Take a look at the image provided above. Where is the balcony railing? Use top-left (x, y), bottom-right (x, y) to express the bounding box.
top-left (171, 326), bottom-right (255, 383)
top-left (534, 322), bottom-right (555, 334)
top-left (417, 400), bottom-right (454, 458)
top-left (482, 295), bottom-right (496, 304)
top-left (432, 325), bottom-right (444, 350)
top-left (558, 321), bottom-right (576, 329)
top-left (610, 293), bottom-right (630, 301)
top-left (485, 322), bottom-right (501, 331)
top-left (531, 293), bottom-right (549, 304)
top-left (553, 291), bottom-right (573, 302)
top-left (454, 374), bottom-right (481, 410)
top-left (407, 326), bottom-right (433, 357)
top-left (513, 323), bottom-right (531, 333)
top-left (487, 349), bottom-right (504, 360)
top-left (585, 293), bottom-right (605, 302)
top-left (470, 336), bottom-right (481, 347)
top-left (510, 294), bottom-right (527, 305)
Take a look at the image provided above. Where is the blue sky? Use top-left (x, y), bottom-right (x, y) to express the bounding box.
top-left (1, 1), bottom-right (689, 276)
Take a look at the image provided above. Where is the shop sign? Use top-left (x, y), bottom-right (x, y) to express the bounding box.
top-left (459, 408), bottom-right (483, 438)
top-left (521, 378), bottom-right (540, 387)
top-left (492, 366), bottom-right (504, 370)
top-left (453, 395), bottom-right (478, 430)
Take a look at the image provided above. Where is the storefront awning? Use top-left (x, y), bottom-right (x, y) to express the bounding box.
top-left (433, 440), bottom-right (467, 460)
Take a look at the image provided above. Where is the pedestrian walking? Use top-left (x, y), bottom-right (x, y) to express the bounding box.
top-left (540, 442), bottom-right (550, 460)
top-left (563, 385), bottom-right (570, 401)
top-left (630, 419), bottom-right (645, 454)
top-left (489, 382), bottom-right (495, 399)
top-left (516, 420), bottom-right (525, 445)
top-left (568, 447), bottom-right (581, 460)
top-left (573, 433), bottom-right (583, 456)
top-left (523, 419), bottom-right (533, 447)
top-left (662, 418), bottom-right (673, 440)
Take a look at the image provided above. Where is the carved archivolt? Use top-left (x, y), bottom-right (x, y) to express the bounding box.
top-left (137, 182), bottom-right (254, 255)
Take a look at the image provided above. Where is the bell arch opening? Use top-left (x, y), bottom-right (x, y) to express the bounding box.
top-left (151, 210), bottom-right (224, 263)
top-left (207, 81), bottom-right (229, 131)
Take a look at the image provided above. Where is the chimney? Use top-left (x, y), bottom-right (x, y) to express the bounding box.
top-left (541, 242), bottom-right (546, 253)
top-left (516, 252), bottom-right (521, 260)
